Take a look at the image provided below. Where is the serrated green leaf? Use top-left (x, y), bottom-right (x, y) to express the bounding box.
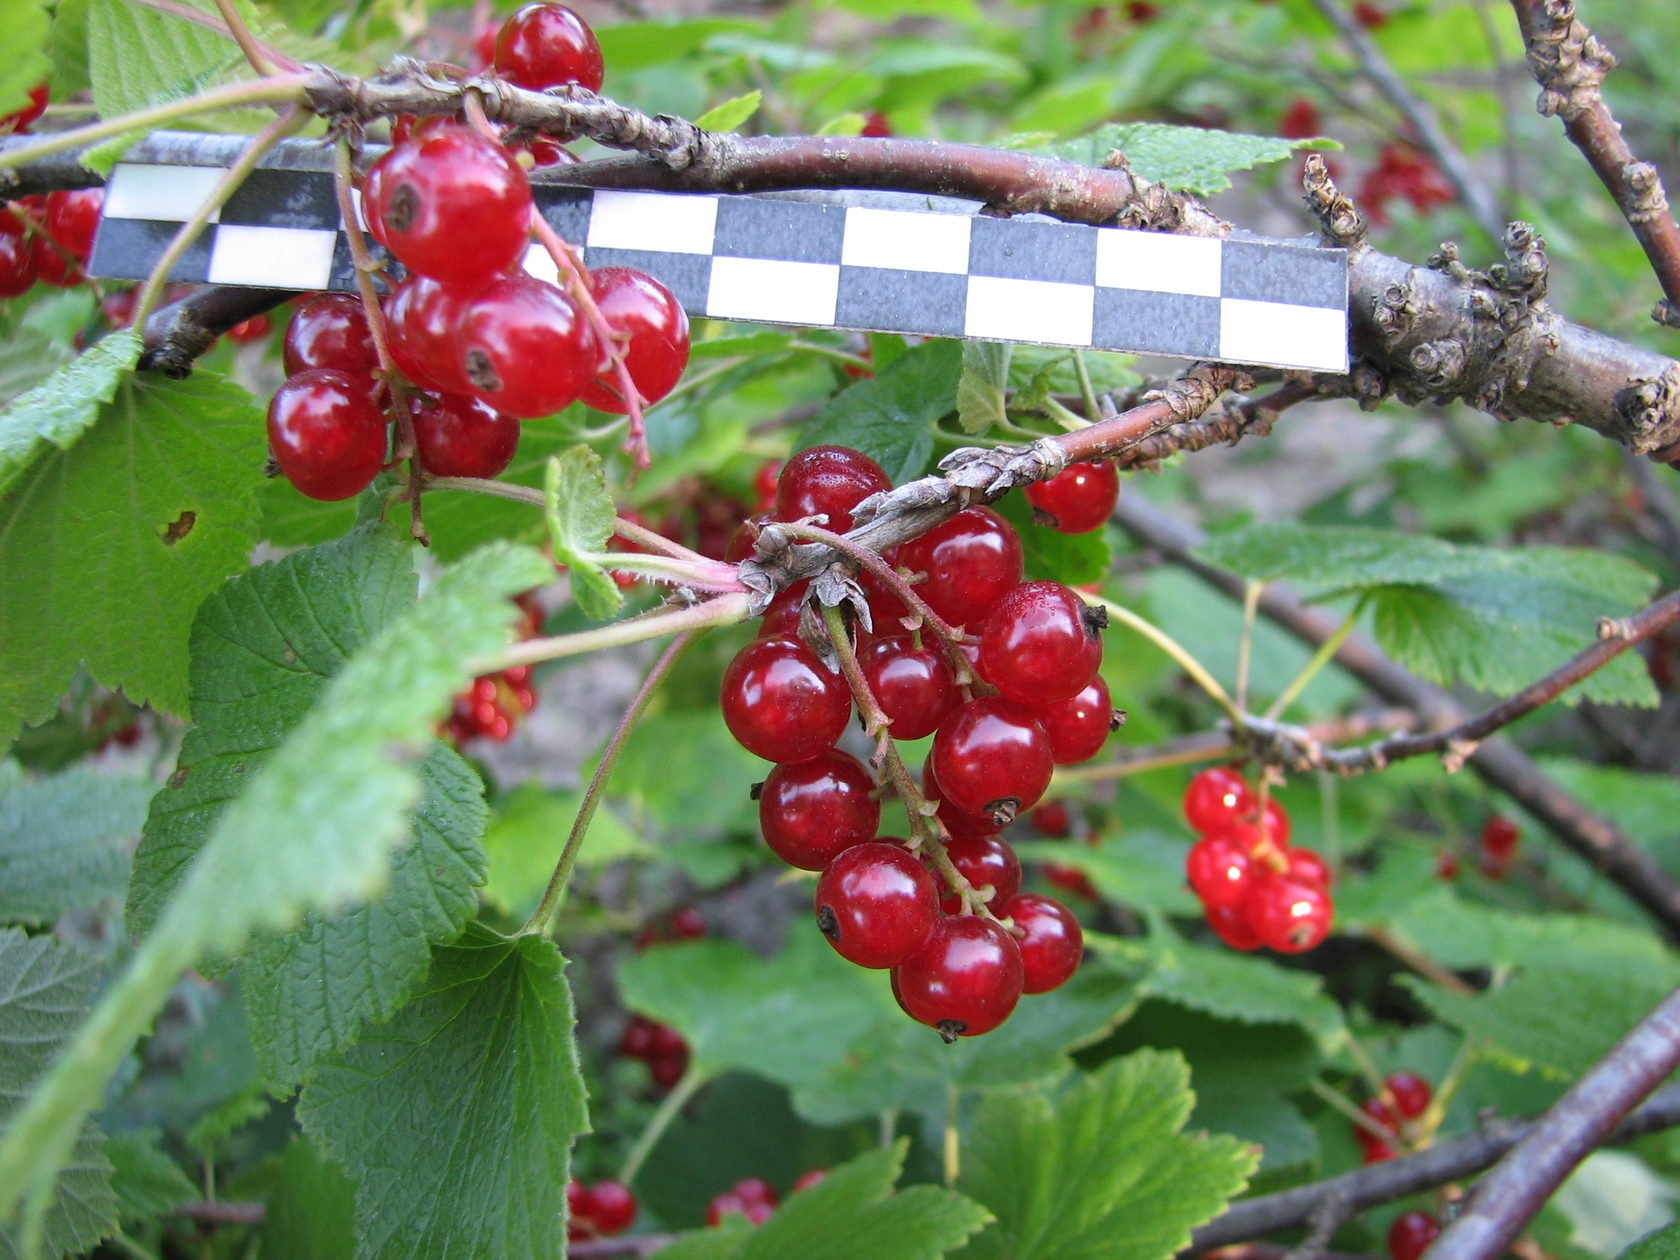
top-left (1622, 1223), bottom-right (1680, 1260)
top-left (0, 541), bottom-right (550, 1237)
top-left (1036, 123), bottom-right (1320, 195)
top-left (105, 1130), bottom-right (195, 1225)
top-left (86, 0), bottom-right (238, 119)
top-left (297, 924), bottom-right (586, 1260)
top-left (43, 0), bottom-right (91, 101)
top-left (957, 342), bottom-right (1010, 435)
top-left (0, 929), bottom-right (116, 1260)
top-left (0, 371), bottom-right (266, 747)
top-left (1385, 887), bottom-right (1675, 973)
top-left (595, 18), bottom-right (757, 71)
top-left (670, 1142), bottom-right (989, 1260)
top-left (796, 339), bottom-right (961, 484)
top-left (1195, 524), bottom-right (1471, 590)
top-left (0, 331), bottom-right (140, 497)
top-left (480, 784), bottom-right (652, 918)
top-left (992, 492), bottom-right (1113, 587)
top-left (0, 767), bottom-right (146, 926)
top-left (696, 90), bottom-right (762, 132)
top-left (545, 447), bottom-right (622, 621)
top-left (958, 1050), bottom-right (1258, 1260)
top-left (259, 1138), bottom-right (355, 1260)
top-left (0, 326), bottom-right (73, 411)
top-left (608, 707), bottom-right (765, 833)
top-left (0, 2), bottom-right (50, 121)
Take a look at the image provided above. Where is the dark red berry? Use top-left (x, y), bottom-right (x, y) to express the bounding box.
top-left (755, 579), bottom-right (809, 639)
top-left (618, 1015), bottom-right (658, 1060)
top-left (773, 445), bottom-right (891, 534)
top-left (931, 697), bottom-right (1054, 825)
top-left (1387, 1210), bottom-right (1441, 1260)
top-left (859, 634), bottom-right (960, 740)
top-left (578, 267), bottom-right (690, 413)
top-left (815, 841), bottom-right (939, 969)
top-left (757, 749), bottom-right (881, 871)
top-left (896, 507), bottom-right (1023, 629)
top-left (410, 392), bottom-right (520, 479)
top-left (1002, 893), bottom-right (1083, 994)
top-left (720, 636), bottom-right (852, 764)
top-left (893, 915), bottom-right (1024, 1040)
top-left (267, 369), bottom-right (388, 501)
top-left (494, 2), bottom-right (605, 93)
top-left (1285, 846), bottom-right (1331, 888)
top-left (458, 275), bottom-right (599, 418)
top-left (226, 314), bottom-right (271, 343)
top-left (385, 276), bottom-right (483, 396)
top-left (1280, 97), bottom-right (1322, 140)
top-left (1186, 834), bottom-right (1253, 911)
top-left (284, 293), bottom-right (377, 377)
top-left (1204, 902), bottom-right (1262, 951)
top-left (940, 834), bottom-right (1022, 913)
top-left (587, 1180), bottom-right (636, 1235)
top-left (920, 759), bottom-right (1002, 842)
top-left (1246, 871), bottom-right (1332, 953)
top-left (1035, 676), bottom-right (1115, 765)
top-left (1029, 801), bottom-right (1072, 838)
top-left (1384, 1072), bottom-right (1432, 1120)
top-left (34, 188), bottom-right (102, 286)
top-left (977, 581), bottom-right (1103, 706)
top-left (371, 127), bottom-right (533, 286)
top-left (0, 229), bottom-right (35, 298)
top-left (1024, 460), bottom-right (1119, 533)
top-left (1183, 766), bottom-right (1254, 834)
top-left (1481, 814), bottom-right (1520, 858)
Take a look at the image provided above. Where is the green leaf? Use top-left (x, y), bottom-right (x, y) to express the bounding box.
top-left (695, 90), bottom-right (762, 131)
top-left (0, 326), bottom-right (73, 411)
top-left (0, 930), bottom-right (116, 1260)
top-left (0, 331), bottom-right (140, 497)
top-left (958, 1050), bottom-right (1258, 1260)
top-left (545, 446), bottom-right (623, 621)
top-left (595, 18), bottom-right (757, 71)
top-left (480, 784), bottom-right (653, 918)
top-left (0, 371), bottom-right (267, 747)
top-left (297, 924), bottom-right (587, 1260)
top-left (1195, 523), bottom-right (1472, 591)
top-left (0, 541), bottom-right (550, 1236)
top-left (105, 1130), bottom-right (195, 1226)
top-left (1622, 1224), bottom-right (1680, 1260)
top-left (0, 767), bottom-right (147, 926)
top-left (43, 0), bottom-right (92, 101)
top-left (0, 1), bottom-right (49, 121)
top-left (956, 342), bottom-right (1010, 436)
top-left (86, 0), bottom-right (237, 119)
top-left (1036, 122), bottom-right (1322, 195)
top-left (991, 493), bottom-right (1113, 588)
top-left (661, 1142), bottom-right (990, 1260)
top-left (796, 339), bottom-right (961, 484)
top-left (259, 1138), bottom-right (355, 1260)
top-left (1384, 888), bottom-right (1674, 973)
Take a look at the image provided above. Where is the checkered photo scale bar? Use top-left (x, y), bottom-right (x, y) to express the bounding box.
top-left (87, 132), bottom-right (1349, 373)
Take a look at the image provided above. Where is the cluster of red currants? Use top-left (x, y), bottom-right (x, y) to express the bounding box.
top-left (268, 3), bottom-right (690, 503)
top-left (565, 1177), bottom-right (636, 1243)
top-left (705, 1171), bottom-right (826, 1228)
top-left (1357, 142), bottom-right (1455, 226)
top-left (1388, 1208), bottom-right (1443, 1260)
top-left (1355, 1070), bottom-right (1432, 1164)
top-left (441, 593), bottom-right (541, 745)
top-left (1182, 766), bottom-right (1334, 953)
top-left (617, 1014), bottom-right (690, 1091)
top-left (722, 446), bottom-right (1115, 1041)
top-left (0, 85), bottom-right (109, 299)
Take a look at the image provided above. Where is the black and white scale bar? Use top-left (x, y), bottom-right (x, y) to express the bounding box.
top-left (87, 131), bottom-right (1349, 373)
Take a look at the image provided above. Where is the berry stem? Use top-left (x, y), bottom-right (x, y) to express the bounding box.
top-left (1234, 579), bottom-right (1262, 715)
top-left (617, 1060), bottom-right (706, 1188)
top-left (1071, 350), bottom-right (1102, 422)
top-left (476, 592), bottom-right (752, 674)
top-left (1263, 597), bottom-right (1364, 721)
top-left (523, 632), bottom-right (698, 938)
top-left (1089, 594), bottom-right (1243, 727)
top-left (210, 0), bottom-right (280, 78)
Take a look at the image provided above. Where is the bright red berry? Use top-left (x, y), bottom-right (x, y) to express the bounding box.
top-left (1285, 846), bottom-right (1331, 887)
top-left (1481, 814), bottom-right (1520, 858)
top-left (410, 392), bottom-right (521, 479)
top-left (1245, 871), bottom-right (1332, 953)
top-left (1, 84), bottom-right (49, 134)
top-left (1183, 766), bottom-right (1254, 834)
top-left (493, 3), bottom-right (605, 93)
top-left (1002, 893), bottom-right (1083, 994)
top-left (586, 1180), bottom-right (636, 1235)
top-left (896, 507), bottom-right (1023, 630)
top-left (859, 634), bottom-right (960, 740)
top-left (1387, 1210), bottom-right (1441, 1260)
top-left (1205, 902), bottom-right (1262, 951)
top-left (977, 581), bottom-right (1104, 706)
top-left (790, 1169), bottom-right (827, 1193)
top-left (0, 229), bottom-right (35, 298)
top-left (774, 445), bottom-right (891, 534)
top-left (931, 697), bottom-right (1054, 826)
top-left (756, 749), bottom-right (881, 871)
top-left (1385, 1072), bottom-right (1432, 1120)
top-left (939, 834), bottom-right (1022, 913)
top-left (370, 126), bottom-right (533, 287)
top-left (458, 274), bottom-right (600, 418)
top-left (284, 293), bottom-right (377, 377)
top-left (267, 370), bottom-right (388, 501)
top-left (385, 276), bottom-right (483, 396)
top-left (1034, 676), bottom-right (1116, 765)
top-left (720, 636), bottom-right (852, 764)
top-left (815, 841), bottom-right (940, 969)
top-left (1186, 834), bottom-right (1254, 911)
top-left (34, 188), bottom-right (103, 286)
top-left (893, 915), bottom-right (1024, 1040)
top-left (578, 267), bottom-right (690, 414)
top-left (1024, 461), bottom-right (1120, 534)
top-left (920, 759), bottom-right (1003, 842)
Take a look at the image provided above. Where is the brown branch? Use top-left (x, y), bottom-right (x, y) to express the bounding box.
top-left (1109, 493), bottom-right (1680, 938)
top-left (1188, 1083), bottom-right (1680, 1251)
top-left (1114, 379), bottom-right (1325, 470)
top-left (1429, 985), bottom-right (1680, 1259)
top-left (175, 1199), bottom-right (266, 1226)
top-left (138, 285), bottom-right (292, 377)
top-left (1242, 588), bottom-right (1680, 775)
top-left (1509, 0), bottom-right (1680, 329)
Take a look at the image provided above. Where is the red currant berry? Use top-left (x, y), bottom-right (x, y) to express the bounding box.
top-left (1186, 834), bottom-right (1254, 911)
top-left (34, 188), bottom-right (102, 286)
top-left (790, 1169), bottom-right (827, 1193)
top-left (1035, 676), bottom-right (1117, 765)
top-left (566, 1179), bottom-right (593, 1240)
top-left (920, 759), bottom-right (1002, 841)
top-left (859, 634), bottom-right (959, 740)
top-left (493, 3), bottom-right (605, 93)
top-left (1245, 871), bottom-right (1332, 953)
top-left (1, 84), bottom-right (49, 134)
top-left (284, 293), bottom-right (377, 377)
top-left (1183, 766), bottom-right (1254, 834)
top-left (720, 636), bottom-right (852, 764)
top-left (0, 229), bottom-right (35, 298)
top-left (1029, 801), bottom-right (1072, 838)
top-left (751, 460), bottom-right (782, 513)
top-left (893, 915), bottom-right (1024, 1040)
top-left (931, 697), bottom-right (1054, 825)
top-left (1436, 849), bottom-right (1461, 880)
top-left (1481, 814), bottom-right (1520, 858)
top-left (649, 1049), bottom-right (687, 1089)
top-left (1024, 460), bottom-right (1120, 534)
top-left (1357, 1097), bottom-right (1398, 1160)
top-left (773, 445), bottom-right (891, 534)
top-left (755, 579), bottom-right (809, 639)
top-left (458, 275), bottom-right (600, 418)
top-left (372, 127), bottom-right (533, 287)
top-left (977, 581), bottom-right (1103, 706)
top-left (939, 834), bottom-right (1022, 913)
top-left (578, 267), bottom-right (690, 414)
top-left (587, 1180), bottom-right (636, 1235)
top-left (815, 841), bottom-right (939, 969)
top-left (1205, 902), bottom-right (1262, 951)
top-left (1001, 893), bottom-right (1083, 994)
top-left (410, 392), bottom-right (520, 479)
top-left (1285, 846), bottom-right (1331, 887)
top-left (618, 1015), bottom-right (657, 1060)
top-left (1384, 1072), bottom-right (1432, 1120)
top-left (385, 276), bottom-right (483, 396)
top-left (757, 749), bottom-right (880, 871)
top-left (1387, 1210), bottom-right (1441, 1260)
top-left (896, 507), bottom-right (1023, 629)
top-left (267, 370), bottom-right (388, 501)
top-left (226, 314), bottom-right (271, 343)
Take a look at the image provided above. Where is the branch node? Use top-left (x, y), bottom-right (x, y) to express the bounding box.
top-left (1613, 363), bottom-right (1680, 457)
top-left (1301, 153), bottom-right (1367, 247)
top-left (1440, 737), bottom-right (1479, 773)
top-left (1597, 615), bottom-right (1635, 640)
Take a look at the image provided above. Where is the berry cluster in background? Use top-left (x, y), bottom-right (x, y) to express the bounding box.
top-left (1182, 766), bottom-right (1334, 953)
top-left (441, 592), bottom-right (542, 745)
top-left (720, 445), bottom-right (1119, 1041)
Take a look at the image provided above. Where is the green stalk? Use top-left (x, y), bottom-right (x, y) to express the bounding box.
top-left (1263, 598), bottom-right (1362, 720)
top-left (474, 593), bottom-right (751, 674)
top-left (1091, 594), bottom-right (1243, 727)
top-left (618, 1064), bottom-right (706, 1187)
